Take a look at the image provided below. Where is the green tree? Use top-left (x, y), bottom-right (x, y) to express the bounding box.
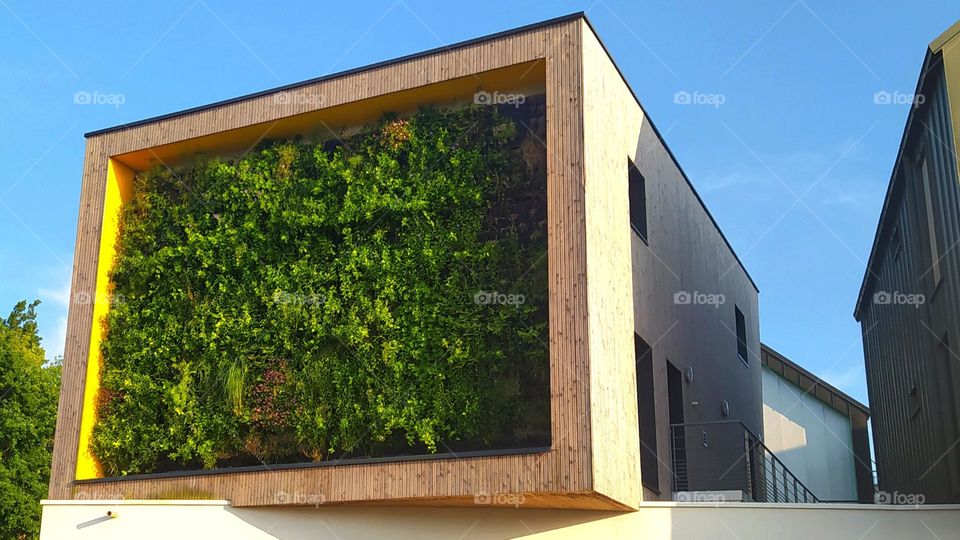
top-left (0, 300), bottom-right (61, 539)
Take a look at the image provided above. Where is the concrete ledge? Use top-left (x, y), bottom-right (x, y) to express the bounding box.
top-left (41, 499), bottom-right (231, 506)
top-left (41, 500), bottom-right (960, 539)
top-left (643, 501), bottom-right (956, 510)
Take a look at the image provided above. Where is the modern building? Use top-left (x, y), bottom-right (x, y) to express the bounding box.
top-left (49, 10), bottom-right (772, 512)
top-left (41, 11), bottom-right (960, 540)
top-left (761, 344), bottom-right (873, 502)
top-left (854, 20), bottom-right (960, 503)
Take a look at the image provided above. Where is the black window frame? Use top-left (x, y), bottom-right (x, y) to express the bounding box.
top-left (735, 306), bottom-right (748, 365)
top-left (628, 159), bottom-right (648, 243)
top-left (635, 334), bottom-right (659, 492)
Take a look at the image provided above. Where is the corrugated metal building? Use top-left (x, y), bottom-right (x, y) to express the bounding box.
top-left (854, 20), bottom-right (960, 503)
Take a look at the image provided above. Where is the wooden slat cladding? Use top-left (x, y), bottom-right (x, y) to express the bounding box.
top-left (859, 63), bottom-right (960, 503)
top-left (579, 20), bottom-right (762, 505)
top-left (579, 25), bottom-right (642, 507)
top-left (49, 137), bottom-right (106, 498)
top-left (49, 18), bottom-right (626, 509)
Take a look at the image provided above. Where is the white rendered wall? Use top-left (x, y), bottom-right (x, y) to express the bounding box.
top-left (762, 366), bottom-right (858, 501)
top-left (41, 500), bottom-right (960, 539)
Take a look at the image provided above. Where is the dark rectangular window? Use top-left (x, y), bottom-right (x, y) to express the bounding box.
top-left (635, 334), bottom-right (659, 491)
top-left (908, 383), bottom-right (920, 420)
top-left (735, 306), bottom-right (748, 364)
top-left (919, 153), bottom-right (942, 288)
top-left (935, 335), bottom-right (958, 431)
top-left (629, 159), bottom-right (648, 241)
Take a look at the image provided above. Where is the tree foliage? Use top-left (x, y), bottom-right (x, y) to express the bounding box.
top-left (93, 104), bottom-right (550, 475)
top-left (0, 300), bottom-right (61, 539)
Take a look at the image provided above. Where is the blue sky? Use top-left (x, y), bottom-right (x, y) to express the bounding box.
top-left (1, 0), bottom-right (958, 404)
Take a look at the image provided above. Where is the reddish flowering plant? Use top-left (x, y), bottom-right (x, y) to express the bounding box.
top-left (250, 362), bottom-right (296, 431)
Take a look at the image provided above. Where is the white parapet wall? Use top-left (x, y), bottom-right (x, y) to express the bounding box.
top-left (41, 500), bottom-right (960, 539)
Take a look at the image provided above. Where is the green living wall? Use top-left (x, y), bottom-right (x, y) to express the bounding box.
top-left (92, 98), bottom-right (550, 476)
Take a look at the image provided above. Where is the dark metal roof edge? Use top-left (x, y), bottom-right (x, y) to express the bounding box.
top-left (576, 16), bottom-right (760, 293)
top-left (83, 11), bottom-right (586, 138)
top-left (853, 47), bottom-right (940, 320)
top-left (761, 342), bottom-right (871, 415)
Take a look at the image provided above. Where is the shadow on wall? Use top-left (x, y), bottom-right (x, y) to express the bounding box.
top-left (763, 403), bottom-right (809, 454)
top-left (761, 368), bottom-right (860, 502)
top-left (226, 506), bottom-right (621, 539)
top-left (224, 504), bottom-right (959, 539)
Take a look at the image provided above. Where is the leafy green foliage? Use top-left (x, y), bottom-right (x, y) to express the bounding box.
top-left (93, 103), bottom-right (549, 475)
top-left (0, 300), bottom-right (61, 539)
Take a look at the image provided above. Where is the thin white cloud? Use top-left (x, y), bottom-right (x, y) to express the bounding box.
top-left (694, 137), bottom-right (880, 222)
top-left (699, 172), bottom-right (764, 192)
top-left (46, 315), bottom-right (68, 361)
top-left (38, 278), bottom-right (71, 308)
top-left (819, 190), bottom-right (880, 209)
top-left (822, 362), bottom-right (866, 396)
top-left (37, 266), bottom-right (72, 360)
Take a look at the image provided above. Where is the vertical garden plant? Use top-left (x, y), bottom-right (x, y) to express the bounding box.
top-left (92, 99), bottom-right (550, 476)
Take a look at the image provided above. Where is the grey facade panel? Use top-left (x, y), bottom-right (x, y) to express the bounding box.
top-left (859, 63), bottom-right (960, 503)
top-left (629, 116), bottom-right (764, 495)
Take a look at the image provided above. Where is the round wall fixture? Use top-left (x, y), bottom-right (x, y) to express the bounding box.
top-left (685, 366), bottom-right (694, 383)
top-left (721, 400), bottom-right (731, 417)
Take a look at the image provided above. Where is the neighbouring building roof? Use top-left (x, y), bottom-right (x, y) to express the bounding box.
top-left (761, 343), bottom-right (870, 418)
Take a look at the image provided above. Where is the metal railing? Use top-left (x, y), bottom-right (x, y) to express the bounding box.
top-left (670, 421), bottom-right (818, 503)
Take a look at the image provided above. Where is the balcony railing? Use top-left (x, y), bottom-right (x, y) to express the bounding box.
top-left (670, 421), bottom-right (818, 503)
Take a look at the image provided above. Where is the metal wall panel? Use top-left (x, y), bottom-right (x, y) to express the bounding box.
top-left (859, 64), bottom-right (960, 503)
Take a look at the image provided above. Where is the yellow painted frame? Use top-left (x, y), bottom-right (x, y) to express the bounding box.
top-left (75, 158), bottom-right (134, 479)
